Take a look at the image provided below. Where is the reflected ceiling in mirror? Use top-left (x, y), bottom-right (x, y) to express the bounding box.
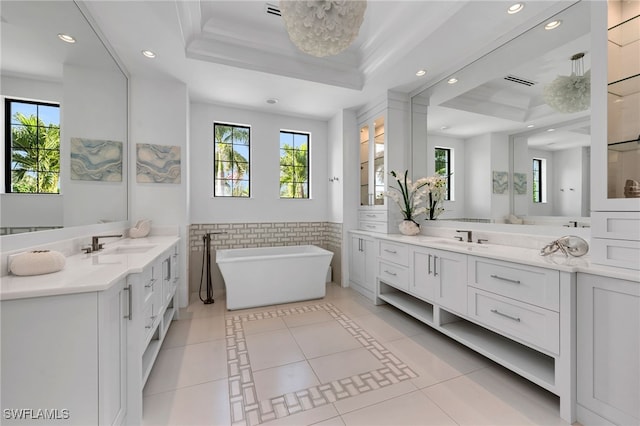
top-left (1, 1), bottom-right (128, 235)
top-left (412, 1), bottom-right (591, 227)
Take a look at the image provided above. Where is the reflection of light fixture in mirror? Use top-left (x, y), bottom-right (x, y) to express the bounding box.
top-left (142, 50), bottom-right (156, 58)
top-left (440, 126), bottom-right (450, 131)
top-left (507, 3), bottom-right (524, 14)
top-left (447, 77), bottom-right (458, 84)
top-left (547, 128), bottom-right (556, 132)
top-left (527, 124), bottom-right (535, 128)
top-left (279, 0), bottom-right (367, 57)
top-left (544, 20), bottom-right (562, 30)
top-left (543, 52), bottom-right (590, 113)
top-left (57, 33), bottom-right (76, 43)
top-left (416, 69), bottom-right (427, 77)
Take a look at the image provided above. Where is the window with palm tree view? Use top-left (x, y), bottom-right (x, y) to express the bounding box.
top-left (279, 131), bottom-right (309, 199)
top-left (214, 122), bottom-right (250, 197)
top-left (5, 99), bottom-right (60, 194)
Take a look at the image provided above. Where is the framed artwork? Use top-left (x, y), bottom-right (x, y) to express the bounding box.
top-left (492, 171), bottom-right (508, 194)
top-left (70, 138), bottom-right (122, 182)
top-left (514, 173), bottom-right (527, 195)
top-left (136, 143), bottom-right (181, 184)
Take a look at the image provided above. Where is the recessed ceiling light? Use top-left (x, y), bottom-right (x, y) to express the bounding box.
top-left (527, 124), bottom-right (535, 128)
top-left (507, 3), bottom-right (524, 14)
top-left (142, 50), bottom-right (156, 59)
top-left (266, 98), bottom-right (278, 104)
top-left (614, 98), bottom-right (624, 103)
top-left (447, 77), bottom-right (458, 84)
top-left (416, 69), bottom-right (427, 77)
top-left (547, 128), bottom-right (556, 132)
top-left (545, 20), bottom-right (562, 30)
top-left (57, 33), bottom-right (76, 43)
top-left (440, 126), bottom-right (450, 131)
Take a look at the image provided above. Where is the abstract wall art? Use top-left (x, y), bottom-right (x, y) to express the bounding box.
top-left (136, 143), bottom-right (181, 184)
top-left (70, 138), bottom-right (123, 182)
top-left (492, 171), bottom-right (508, 194)
top-left (514, 172), bottom-right (527, 195)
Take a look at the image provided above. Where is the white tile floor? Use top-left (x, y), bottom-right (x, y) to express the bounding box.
top-left (142, 283), bottom-right (572, 426)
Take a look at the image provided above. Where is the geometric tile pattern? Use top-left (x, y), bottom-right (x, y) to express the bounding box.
top-left (226, 302), bottom-right (418, 426)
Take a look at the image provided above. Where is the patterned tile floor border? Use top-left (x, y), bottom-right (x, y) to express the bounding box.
top-left (225, 303), bottom-right (418, 426)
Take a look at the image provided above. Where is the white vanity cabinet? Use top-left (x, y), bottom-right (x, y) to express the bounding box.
top-left (0, 280), bottom-right (128, 425)
top-left (349, 233), bottom-right (377, 300)
top-left (372, 237), bottom-right (577, 423)
top-left (411, 246), bottom-right (467, 315)
top-left (577, 273), bottom-right (640, 426)
top-left (126, 243), bottom-right (179, 426)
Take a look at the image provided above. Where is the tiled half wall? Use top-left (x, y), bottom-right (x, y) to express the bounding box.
top-left (188, 222), bottom-right (342, 300)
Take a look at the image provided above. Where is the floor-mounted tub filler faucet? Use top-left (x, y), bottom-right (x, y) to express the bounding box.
top-left (91, 234), bottom-right (123, 252)
top-left (456, 230), bottom-right (473, 243)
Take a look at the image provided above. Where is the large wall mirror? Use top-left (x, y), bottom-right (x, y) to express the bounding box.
top-left (1, 0), bottom-right (128, 235)
top-left (411, 1), bottom-right (591, 228)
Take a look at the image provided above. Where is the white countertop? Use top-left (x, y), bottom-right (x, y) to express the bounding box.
top-left (352, 230), bottom-right (640, 283)
top-left (0, 236), bottom-right (180, 301)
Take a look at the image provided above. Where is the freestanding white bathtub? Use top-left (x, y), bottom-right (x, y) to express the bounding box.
top-left (216, 245), bottom-right (333, 310)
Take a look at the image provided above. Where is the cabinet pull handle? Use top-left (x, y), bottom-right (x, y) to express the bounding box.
top-left (366, 214), bottom-right (376, 217)
top-left (490, 309), bottom-right (521, 322)
top-left (124, 285), bottom-right (132, 320)
top-left (384, 270), bottom-right (397, 276)
top-left (384, 249), bottom-right (397, 254)
top-left (366, 225), bottom-right (376, 229)
top-left (490, 274), bottom-right (521, 284)
top-left (433, 255), bottom-right (438, 276)
top-left (428, 254), bottom-right (432, 275)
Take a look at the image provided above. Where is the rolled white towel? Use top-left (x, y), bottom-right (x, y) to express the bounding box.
top-left (9, 250), bottom-right (66, 276)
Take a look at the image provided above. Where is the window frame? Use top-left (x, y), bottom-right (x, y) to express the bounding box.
top-left (434, 146), bottom-right (452, 201)
top-left (213, 122), bottom-right (251, 198)
top-left (279, 130), bottom-right (310, 199)
top-left (4, 97), bottom-right (61, 194)
top-left (532, 157), bottom-right (545, 203)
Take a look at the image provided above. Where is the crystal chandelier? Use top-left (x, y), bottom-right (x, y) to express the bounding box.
top-left (279, 1), bottom-right (367, 58)
top-left (543, 52), bottom-right (591, 113)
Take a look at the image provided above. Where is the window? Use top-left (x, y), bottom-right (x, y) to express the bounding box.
top-left (213, 123), bottom-right (250, 197)
top-left (4, 98), bottom-right (60, 194)
top-left (435, 147), bottom-right (452, 200)
top-left (532, 158), bottom-right (546, 203)
top-left (279, 131), bottom-right (309, 199)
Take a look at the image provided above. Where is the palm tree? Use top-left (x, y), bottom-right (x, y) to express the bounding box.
top-left (9, 113), bottom-right (60, 193)
top-left (214, 124), bottom-right (249, 196)
top-left (279, 143), bottom-right (308, 198)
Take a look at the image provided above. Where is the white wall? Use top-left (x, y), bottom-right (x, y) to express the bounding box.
top-left (130, 76), bottom-right (189, 307)
top-left (490, 133), bottom-right (510, 220)
top-left (189, 102), bottom-right (329, 223)
top-left (465, 134), bottom-right (491, 218)
top-left (1, 75), bottom-right (64, 228)
top-left (62, 64), bottom-right (128, 227)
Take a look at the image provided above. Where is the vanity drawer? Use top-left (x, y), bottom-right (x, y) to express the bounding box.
top-left (359, 220), bottom-right (387, 233)
top-left (468, 256), bottom-right (560, 311)
top-left (378, 260), bottom-right (409, 291)
top-left (379, 241), bottom-right (409, 266)
top-left (359, 210), bottom-right (388, 222)
top-left (468, 288), bottom-right (559, 355)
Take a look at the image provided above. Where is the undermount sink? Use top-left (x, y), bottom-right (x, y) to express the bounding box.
top-left (103, 244), bottom-right (157, 254)
top-left (431, 239), bottom-right (491, 249)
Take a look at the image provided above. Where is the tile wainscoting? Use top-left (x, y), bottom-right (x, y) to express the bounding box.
top-left (188, 222), bottom-right (343, 300)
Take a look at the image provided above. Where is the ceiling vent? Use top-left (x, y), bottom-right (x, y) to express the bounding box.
top-left (265, 3), bottom-right (281, 17)
top-left (504, 75), bottom-right (537, 87)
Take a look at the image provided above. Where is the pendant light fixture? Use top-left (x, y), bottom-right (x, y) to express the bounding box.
top-left (543, 52), bottom-right (591, 113)
top-left (279, 0), bottom-right (367, 58)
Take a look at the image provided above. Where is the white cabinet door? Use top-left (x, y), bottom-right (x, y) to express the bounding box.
top-left (98, 279), bottom-right (127, 426)
top-left (432, 248), bottom-right (467, 315)
top-left (410, 245), bottom-right (435, 302)
top-left (349, 235), bottom-right (376, 299)
top-left (577, 273), bottom-right (640, 425)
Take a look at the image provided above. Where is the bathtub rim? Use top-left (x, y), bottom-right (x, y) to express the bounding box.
top-left (216, 244), bottom-right (332, 264)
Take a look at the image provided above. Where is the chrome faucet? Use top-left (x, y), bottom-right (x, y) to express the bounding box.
top-left (91, 234), bottom-right (122, 252)
top-left (456, 230), bottom-right (472, 243)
